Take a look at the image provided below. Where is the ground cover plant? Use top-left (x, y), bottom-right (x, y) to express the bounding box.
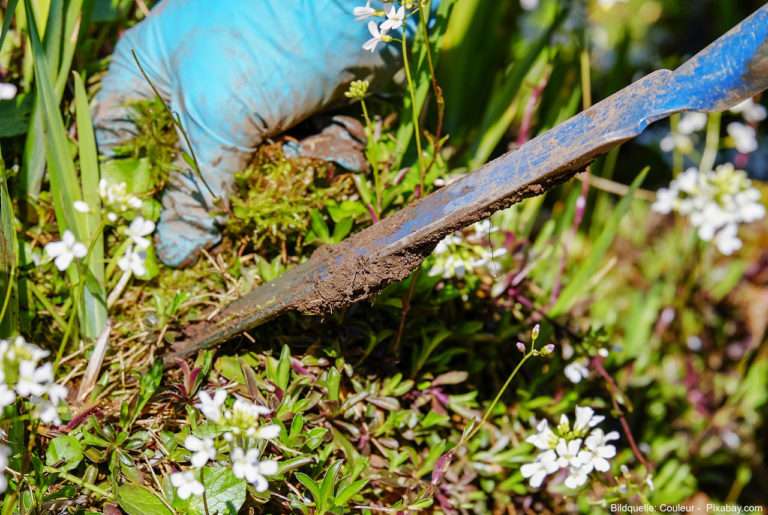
top-left (1, 0), bottom-right (768, 513)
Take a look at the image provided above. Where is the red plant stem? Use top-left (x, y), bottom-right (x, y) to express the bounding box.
top-left (593, 356), bottom-right (652, 472)
top-left (516, 74), bottom-right (549, 147)
top-left (393, 268), bottom-right (421, 353)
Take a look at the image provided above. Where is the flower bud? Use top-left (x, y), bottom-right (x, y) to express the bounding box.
top-left (516, 342), bottom-right (526, 353)
top-left (531, 324), bottom-right (540, 341)
top-left (541, 344), bottom-right (555, 355)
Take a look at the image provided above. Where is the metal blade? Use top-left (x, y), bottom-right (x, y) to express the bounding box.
top-left (167, 4), bottom-right (768, 362)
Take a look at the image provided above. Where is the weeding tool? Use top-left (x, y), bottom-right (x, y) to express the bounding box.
top-left (166, 4), bottom-right (768, 363)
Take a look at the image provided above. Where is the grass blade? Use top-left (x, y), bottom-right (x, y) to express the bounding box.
top-left (25, 0), bottom-right (105, 339)
top-left (0, 148), bottom-right (19, 337)
top-left (0, 0), bottom-right (20, 51)
top-left (468, 8), bottom-right (567, 169)
top-left (549, 167), bottom-right (650, 317)
top-left (74, 70), bottom-right (107, 337)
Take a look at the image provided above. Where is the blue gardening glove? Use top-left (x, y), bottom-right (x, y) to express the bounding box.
top-left (94, 0), bottom-right (438, 267)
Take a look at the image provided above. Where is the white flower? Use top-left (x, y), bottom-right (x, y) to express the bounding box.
top-left (564, 358), bottom-right (589, 384)
top-left (0, 83), bottom-right (17, 100)
top-left (659, 133), bottom-right (693, 153)
top-left (520, 450), bottom-right (558, 487)
top-left (651, 187), bottom-right (677, 214)
top-left (0, 445), bottom-right (9, 494)
top-left (467, 220), bottom-right (499, 244)
top-left (124, 217), bottom-right (155, 250)
top-left (714, 223), bottom-right (742, 255)
top-left (380, 4), bottom-right (405, 31)
top-left (118, 245), bottom-right (147, 276)
top-left (45, 230), bottom-right (87, 271)
top-left (363, 21), bottom-right (389, 52)
top-left (0, 384), bottom-right (15, 408)
top-left (353, 1), bottom-right (376, 21)
top-left (34, 399), bottom-right (61, 425)
top-left (729, 98), bottom-right (767, 123)
top-left (224, 399), bottom-right (278, 439)
top-left (584, 428), bottom-right (619, 472)
top-left (525, 419), bottom-right (558, 450)
top-left (42, 381), bottom-right (68, 405)
top-left (727, 122), bottom-right (758, 153)
top-left (195, 390), bottom-right (227, 423)
top-left (170, 470), bottom-right (205, 499)
top-left (645, 474), bottom-right (655, 492)
top-left (98, 179), bottom-right (143, 220)
top-left (230, 447), bottom-right (278, 492)
top-left (564, 463), bottom-right (591, 488)
top-left (597, 0), bottom-right (628, 8)
top-left (555, 438), bottom-right (584, 469)
top-left (677, 112), bottom-right (707, 135)
top-left (184, 435), bottom-right (217, 469)
top-left (73, 201), bottom-right (91, 213)
top-left (0, 444), bottom-right (9, 471)
top-left (573, 406), bottom-right (604, 435)
top-left (16, 361), bottom-right (53, 398)
top-left (520, 0), bottom-right (540, 10)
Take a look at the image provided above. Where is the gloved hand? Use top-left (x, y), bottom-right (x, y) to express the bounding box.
top-left (94, 0), bottom-right (435, 267)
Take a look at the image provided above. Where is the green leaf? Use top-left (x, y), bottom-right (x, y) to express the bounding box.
top-left (295, 472), bottom-right (321, 505)
top-left (187, 467), bottom-right (246, 515)
top-left (0, 0), bottom-right (19, 51)
top-left (326, 367), bottom-right (341, 402)
top-left (408, 498), bottom-right (435, 510)
top-left (308, 209), bottom-right (331, 243)
top-left (101, 158), bottom-right (153, 194)
top-left (330, 217), bottom-right (353, 243)
top-left (318, 460), bottom-right (343, 512)
top-left (0, 94), bottom-right (33, 137)
top-left (276, 344), bottom-right (291, 391)
top-left (117, 484), bottom-right (173, 515)
top-left (129, 358), bottom-right (163, 427)
top-left (45, 436), bottom-right (83, 472)
top-left (0, 154), bottom-right (18, 337)
top-left (549, 167), bottom-right (650, 317)
top-left (135, 244), bottom-right (160, 281)
top-left (333, 479), bottom-right (368, 507)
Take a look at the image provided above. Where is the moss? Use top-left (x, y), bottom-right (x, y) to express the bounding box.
top-left (112, 97), bottom-right (179, 192)
top-left (225, 143), bottom-right (352, 251)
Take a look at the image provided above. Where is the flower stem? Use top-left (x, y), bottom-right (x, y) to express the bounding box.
top-left (42, 466), bottom-right (115, 500)
top-left (463, 351), bottom-right (532, 444)
top-left (699, 111), bottom-right (721, 172)
top-left (361, 99), bottom-right (382, 216)
top-left (200, 467), bottom-right (211, 515)
top-left (401, 25), bottom-right (425, 196)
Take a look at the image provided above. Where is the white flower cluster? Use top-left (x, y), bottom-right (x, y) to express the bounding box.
top-left (661, 101), bottom-right (765, 156)
top-left (660, 112), bottom-right (707, 154)
top-left (652, 163), bottom-right (765, 255)
top-left (522, 406), bottom-right (619, 489)
top-left (170, 390), bottom-right (280, 500)
top-left (0, 336), bottom-right (67, 426)
top-left (354, 1), bottom-right (412, 52)
top-left (428, 220), bottom-right (507, 279)
top-left (98, 179), bottom-right (143, 223)
top-left (45, 210), bottom-right (154, 276)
